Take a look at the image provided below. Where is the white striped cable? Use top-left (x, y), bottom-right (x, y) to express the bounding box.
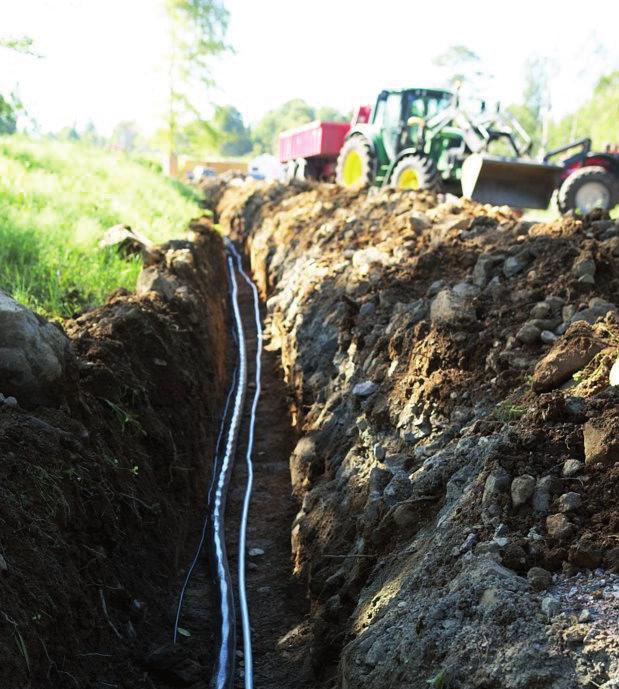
top-left (227, 239), bottom-right (261, 689)
top-left (212, 254), bottom-right (248, 689)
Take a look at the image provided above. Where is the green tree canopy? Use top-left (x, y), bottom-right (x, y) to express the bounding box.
top-left (0, 92), bottom-right (23, 135)
top-left (547, 71), bottom-right (619, 151)
top-left (212, 105), bottom-right (252, 156)
top-left (252, 99), bottom-right (348, 154)
top-left (164, 0), bottom-right (230, 157)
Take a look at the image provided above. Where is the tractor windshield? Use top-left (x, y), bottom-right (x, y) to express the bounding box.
top-left (405, 90), bottom-right (452, 120)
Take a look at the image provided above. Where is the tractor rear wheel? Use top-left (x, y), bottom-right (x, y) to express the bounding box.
top-left (558, 166), bottom-right (619, 214)
top-left (390, 154), bottom-right (442, 193)
top-left (336, 136), bottom-right (374, 189)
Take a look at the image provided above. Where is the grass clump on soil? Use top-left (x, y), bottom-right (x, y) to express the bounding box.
top-left (0, 135), bottom-right (202, 317)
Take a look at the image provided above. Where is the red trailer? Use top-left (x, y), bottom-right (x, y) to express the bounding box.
top-left (279, 105), bottom-right (371, 180)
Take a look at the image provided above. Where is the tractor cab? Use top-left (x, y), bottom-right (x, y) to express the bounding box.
top-left (370, 88), bottom-right (453, 167)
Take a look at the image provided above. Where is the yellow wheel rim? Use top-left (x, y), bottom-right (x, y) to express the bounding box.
top-left (397, 168), bottom-right (420, 190)
top-left (342, 149), bottom-right (363, 187)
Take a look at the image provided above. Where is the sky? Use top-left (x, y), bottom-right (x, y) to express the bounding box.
top-left (1, 0), bottom-right (618, 137)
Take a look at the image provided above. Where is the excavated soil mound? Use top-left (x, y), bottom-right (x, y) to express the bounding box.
top-left (0, 221), bottom-right (228, 688)
top-left (214, 180), bottom-right (619, 689)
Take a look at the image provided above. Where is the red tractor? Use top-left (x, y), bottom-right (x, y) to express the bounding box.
top-left (544, 138), bottom-right (619, 213)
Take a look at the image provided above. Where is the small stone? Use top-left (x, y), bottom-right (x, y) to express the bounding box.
top-left (494, 536), bottom-right (509, 548)
top-left (494, 523), bottom-right (509, 538)
top-left (248, 547), bottom-right (265, 557)
top-left (557, 492), bottom-right (582, 513)
top-left (503, 253), bottom-right (530, 278)
top-left (572, 252), bottom-right (596, 279)
top-left (578, 609), bottom-right (593, 623)
top-left (540, 330), bottom-right (557, 345)
top-left (483, 468), bottom-right (511, 505)
top-left (452, 282), bottom-right (481, 299)
top-left (610, 356), bottom-right (619, 387)
top-left (427, 279), bottom-right (447, 297)
top-left (0, 554), bottom-right (7, 572)
top-left (454, 532), bottom-right (478, 555)
top-left (578, 274), bottom-right (596, 285)
top-left (546, 513), bottom-right (574, 540)
top-left (373, 443), bottom-right (386, 461)
top-left (430, 288), bottom-right (477, 325)
top-left (532, 488), bottom-right (551, 514)
top-left (541, 595), bottom-right (561, 617)
top-left (410, 211), bottom-right (431, 231)
top-left (562, 305), bottom-right (577, 321)
top-left (516, 322), bottom-right (541, 345)
top-left (569, 539), bottom-right (603, 568)
top-left (530, 302), bottom-right (552, 319)
top-left (352, 381), bottom-right (377, 397)
top-left (583, 420), bottom-right (619, 467)
top-left (3, 396), bottom-right (17, 407)
top-left (527, 566), bottom-right (552, 591)
top-left (562, 459), bottom-right (583, 477)
top-left (359, 302), bottom-right (376, 318)
top-left (511, 474), bottom-right (536, 508)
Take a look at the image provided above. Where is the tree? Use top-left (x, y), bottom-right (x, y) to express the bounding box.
top-left (0, 36), bottom-right (41, 57)
top-left (0, 36), bottom-right (39, 135)
top-left (164, 0), bottom-right (230, 164)
top-left (0, 91), bottom-right (25, 135)
top-left (433, 45), bottom-right (485, 88)
top-left (316, 106), bottom-right (348, 123)
top-left (212, 105), bottom-right (252, 156)
top-left (547, 71), bottom-right (619, 150)
top-left (252, 99), bottom-right (315, 154)
top-left (110, 121), bottom-right (141, 152)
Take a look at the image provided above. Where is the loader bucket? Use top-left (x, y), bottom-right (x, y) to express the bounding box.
top-left (461, 154), bottom-right (562, 209)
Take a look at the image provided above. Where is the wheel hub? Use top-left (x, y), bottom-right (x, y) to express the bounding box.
top-left (342, 150), bottom-right (363, 187)
top-left (574, 181), bottom-right (611, 213)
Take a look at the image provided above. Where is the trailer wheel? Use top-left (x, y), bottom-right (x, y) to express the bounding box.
top-left (558, 166), bottom-right (619, 214)
top-left (336, 136), bottom-right (374, 188)
top-left (391, 155), bottom-right (442, 192)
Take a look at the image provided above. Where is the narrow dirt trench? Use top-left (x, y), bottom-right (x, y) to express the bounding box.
top-left (224, 261), bottom-right (315, 689)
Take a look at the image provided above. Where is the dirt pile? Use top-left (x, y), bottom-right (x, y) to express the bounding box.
top-left (215, 181), bottom-right (619, 689)
top-left (0, 220), bottom-right (228, 688)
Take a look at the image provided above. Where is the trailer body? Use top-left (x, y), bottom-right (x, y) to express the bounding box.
top-left (279, 121), bottom-right (351, 163)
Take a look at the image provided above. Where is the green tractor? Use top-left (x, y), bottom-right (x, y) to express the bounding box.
top-left (336, 87), bottom-right (559, 209)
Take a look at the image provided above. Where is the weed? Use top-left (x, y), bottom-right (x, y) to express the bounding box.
top-left (426, 669), bottom-right (446, 688)
top-left (101, 398), bottom-right (146, 435)
top-left (493, 400), bottom-right (527, 422)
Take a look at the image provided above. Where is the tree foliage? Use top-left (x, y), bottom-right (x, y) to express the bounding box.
top-left (0, 36), bottom-right (41, 57)
top-left (252, 99), bottom-right (348, 154)
top-left (164, 0), bottom-right (230, 156)
top-left (547, 71), bottom-right (619, 150)
top-left (212, 105), bottom-right (252, 156)
top-left (433, 45), bottom-right (485, 87)
top-left (0, 92), bottom-right (23, 135)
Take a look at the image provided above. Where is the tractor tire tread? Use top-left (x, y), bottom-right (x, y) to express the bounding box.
top-left (558, 165), bottom-right (619, 214)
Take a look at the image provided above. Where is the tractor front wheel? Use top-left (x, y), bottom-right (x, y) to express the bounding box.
top-left (390, 155), bottom-right (442, 193)
top-left (336, 137), bottom-right (374, 189)
top-left (558, 166), bottom-right (619, 214)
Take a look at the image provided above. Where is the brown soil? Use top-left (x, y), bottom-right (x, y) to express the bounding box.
top-left (0, 228), bottom-right (228, 688)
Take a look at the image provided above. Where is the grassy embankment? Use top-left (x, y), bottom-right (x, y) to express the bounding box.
top-left (0, 136), bottom-right (202, 318)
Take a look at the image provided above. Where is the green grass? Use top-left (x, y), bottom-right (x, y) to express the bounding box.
top-left (0, 136), bottom-right (202, 318)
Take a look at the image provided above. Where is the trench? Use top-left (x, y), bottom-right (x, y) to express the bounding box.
top-left (164, 246), bottom-right (316, 689)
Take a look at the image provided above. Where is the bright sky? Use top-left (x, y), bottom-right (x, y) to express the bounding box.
top-left (1, 0), bottom-right (618, 136)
